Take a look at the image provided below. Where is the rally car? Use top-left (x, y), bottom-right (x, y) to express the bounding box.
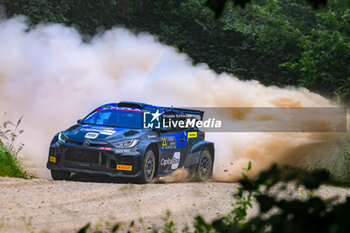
top-left (47, 101), bottom-right (214, 183)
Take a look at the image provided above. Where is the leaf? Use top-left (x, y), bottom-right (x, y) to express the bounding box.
top-left (16, 116), bottom-right (23, 127)
top-left (3, 129), bottom-right (11, 134)
top-left (241, 171), bottom-right (248, 180)
top-left (257, 195), bottom-right (275, 213)
top-left (111, 224), bottom-right (120, 233)
top-left (247, 161), bottom-right (252, 171)
top-left (3, 121), bottom-right (13, 128)
top-left (77, 223), bottom-right (90, 233)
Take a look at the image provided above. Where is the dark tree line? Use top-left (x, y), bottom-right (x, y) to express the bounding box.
top-left (1, 0), bottom-right (350, 101)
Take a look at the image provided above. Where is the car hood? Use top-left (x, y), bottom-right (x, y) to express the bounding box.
top-left (64, 124), bottom-right (143, 143)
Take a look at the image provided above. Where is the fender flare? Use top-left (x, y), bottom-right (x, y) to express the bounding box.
top-left (138, 140), bottom-right (161, 154)
top-left (184, 141), bottom-right (215, 167)
top-left (137, 140), bottom-right (161, 175)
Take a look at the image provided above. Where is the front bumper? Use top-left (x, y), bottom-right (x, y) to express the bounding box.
top-left (47, 142), bottom-right (142, 178)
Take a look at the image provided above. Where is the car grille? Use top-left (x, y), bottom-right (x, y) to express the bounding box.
top-left (65, 149), bottom-right (100, 163)
top-left (69, 140), bottom-right (108, 148)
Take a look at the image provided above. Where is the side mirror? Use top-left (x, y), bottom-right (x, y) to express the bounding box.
top-left (77, 119), bottom-right (82, 124)
top-left (152, 128), bottom-right (161, 135)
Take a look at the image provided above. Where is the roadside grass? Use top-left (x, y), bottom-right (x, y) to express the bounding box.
top-left (0, 142), bottom-right (27, 178)
top-left (0, 115), bottom-right (27, 178)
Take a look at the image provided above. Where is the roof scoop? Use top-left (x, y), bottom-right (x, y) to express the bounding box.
top-left (118, 102), bottom-right (150, 109)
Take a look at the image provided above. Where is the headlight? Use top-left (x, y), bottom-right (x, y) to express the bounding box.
top-left (58, 132), bottom-right (68, 143)
top-left (113, 139), bottom-right (139, 148)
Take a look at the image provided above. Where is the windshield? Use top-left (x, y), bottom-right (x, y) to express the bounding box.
top-left (82, 109), bottom-right (143, 129)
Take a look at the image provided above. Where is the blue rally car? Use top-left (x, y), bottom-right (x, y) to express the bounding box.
top-left (47, 102), bottom-right (214, 183)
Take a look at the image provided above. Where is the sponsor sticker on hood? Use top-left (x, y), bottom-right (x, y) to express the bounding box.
top-left (80, 125), bottom-right (117, 135)
top-left (100, 130), bottom-right (116, 135)
top-left (85, 132), bottom-right (99, 139)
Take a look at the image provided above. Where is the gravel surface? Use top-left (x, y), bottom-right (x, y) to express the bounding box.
top-left (1, 176), bottom-right (350, 233)
top-left (0, 176), bottom-right (238, 233)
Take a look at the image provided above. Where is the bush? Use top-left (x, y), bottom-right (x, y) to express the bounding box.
top-left (77, 163), bottom-right (350, 233)
top-left (211, 164), bottom-right (350, 233)
top-left (0, 146), bottom-right (26, 178)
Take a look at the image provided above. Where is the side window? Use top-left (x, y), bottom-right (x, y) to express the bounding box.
top-left (84, 111), bottom-right (111, 125)
top-left (186, 116), bottom-right (200, 131)
top-left (176, 115), bottom-right (189, 130)
top-left (161, 111), bottom-right (197, 132)
top-left (161, 112), bottom-right (178, 132)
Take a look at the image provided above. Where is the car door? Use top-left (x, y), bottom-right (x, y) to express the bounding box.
top-left (158, 112), bottom-right (188, 173)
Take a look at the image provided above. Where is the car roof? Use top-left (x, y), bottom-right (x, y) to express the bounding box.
top-left (98, 102), bottom-right (178, 112)
top-left (98, 102), bottom-right (183, 114)
top-left (97, 102), bottom-right (204, 119)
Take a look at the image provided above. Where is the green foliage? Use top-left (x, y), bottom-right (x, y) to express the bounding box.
top-left (221, 161), bottom-right (253, 226)
top-left (283, 1), bottom-right (350, 99)
top-left (159, 211), bottom-right (177, 233)
top-left (0, 141), bottom-right (27, 178)
top-left (0, 114), bottom-right (24, 157)
top-left (222, 0), bottom-right (350, 99)
top-left (344, 143), bottom-right (350, 178)
top-left (0, 114), bottom-right (27, 178)
top-left (209, 165), bottom-right (350, 233)
top-left (77, 223), bottom-right (90, 233)
top-left (193, 215), bottom-right (212, 233)
top-left (206, 0), bottom-right (328, 17)
top-left (76, 164), bottom-right (350, 233)
top-left (77, 222), bottom-right (120, 233)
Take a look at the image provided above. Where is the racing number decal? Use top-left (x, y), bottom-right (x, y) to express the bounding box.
top-left (161, 138), bottom-right (167, 146)
top-left (161, 136), bottom-right (176, 149)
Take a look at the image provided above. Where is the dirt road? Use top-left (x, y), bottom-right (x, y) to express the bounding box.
top-left (1, 176), bottom-right (349, 233)
top-left (0, 176), bottom-right (238, 233)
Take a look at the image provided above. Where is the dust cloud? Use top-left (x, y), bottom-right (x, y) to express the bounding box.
top-left (0, 16), bottom-right (345, 180)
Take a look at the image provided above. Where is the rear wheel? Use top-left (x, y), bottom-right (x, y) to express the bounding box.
top-left (137, 149), bottom-right (156, 184)
top-left (51, 170), bottom-right (71, 180)
top-left (195, 149), bottom-right (213, 182)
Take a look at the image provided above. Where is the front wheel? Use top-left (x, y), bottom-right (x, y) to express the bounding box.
top-left (137, 149), bottom-right (156, 184)
top-left (51, 170), bottom-right (71, 180)
top-left (195, 149), bottom-right (213, 182)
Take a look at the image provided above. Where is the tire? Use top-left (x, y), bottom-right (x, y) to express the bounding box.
top-left (137, 149), bottom-right (156, 184)
top-left (51, 170), bottom-right (71, 180)
top-left (195, 149), bottom-right (213, 182)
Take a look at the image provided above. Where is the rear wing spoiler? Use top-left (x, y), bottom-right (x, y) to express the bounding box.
top-left (173, 108), bottom-right (204, 120)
